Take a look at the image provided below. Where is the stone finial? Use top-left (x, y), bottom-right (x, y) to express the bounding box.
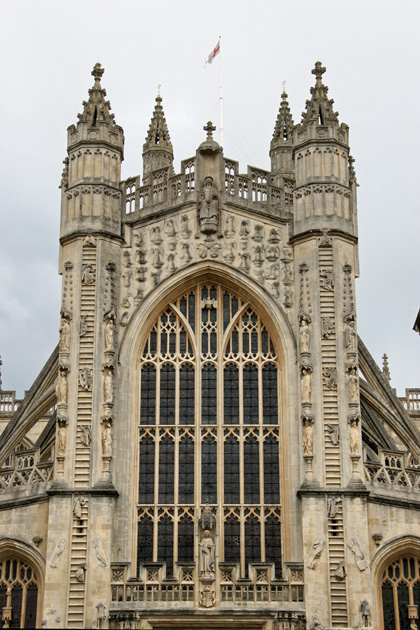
top-left (271, 90), bottom-right (295, 148)
top-left (91, 62), bottom-right (105, 82)
top-left (312, 61), bottom-right (326, 86)
top-left (301, 61), bottom-right (339, 125)
top-left (382, 353), bottom-right (391, 384)
top-left (76, 63), bottom-right (116, 126)
top-left (204, 121), bottom-right (216, 141)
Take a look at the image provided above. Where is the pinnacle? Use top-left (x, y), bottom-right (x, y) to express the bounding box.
top-left (271, 90), bottom-right (294, 148)
top-left (301, 61), bottom-right (339, 125)
top-left (144, 94), bottom-right (173, 154)
top-left (77, 63), bottom-right (116, 126)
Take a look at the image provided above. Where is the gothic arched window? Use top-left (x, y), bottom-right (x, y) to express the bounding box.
top-left (0, 557), bottom-right (39, 628)
top-left (137, 284), bottom-right (281, 578)
top-left (380, 555), bottom-right (420, 629)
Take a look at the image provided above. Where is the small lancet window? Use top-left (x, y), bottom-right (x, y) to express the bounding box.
top-left (318, 107), bottom-right (324, 125)
top-left (92, 107), bottom-right (98, 127)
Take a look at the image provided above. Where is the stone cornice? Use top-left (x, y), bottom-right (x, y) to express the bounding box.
top-left (289, 228), bottom-right (358, 246)
top-left (47, 484), bottom-right (119, 498)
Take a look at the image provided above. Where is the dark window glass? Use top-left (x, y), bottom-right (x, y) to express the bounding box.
top-left (244, 437), bottom-right (260, 503)
top-left (24, 583), bottom-right (38, 629)
top-left (160, 365), bottom-right (175, 425)
top-left (178, 437), bottom-right (194, 504)
top-left (139, 436), bottom-right (155, 504)
top-left (242, 323), bottom-right (249, 354)
top-left (263, 365), bottom-right (278, 425)
top-left (201, 436), bottom-right (217, 503)
top-left (397, 582), bottom-right (410, 630)
top-left (179, 365), bottom-right (195, 425)
top-left (140, 365), bottom-right (156, 425)
top-left (224, 365), bottom-right (239, 425)
top-left (180, 297), bottom-right (187, 318)
top-left (202, 331), bottom-right (208, 355)
top-left (188, 292), bottom-right (195, 332)
top-left (261, 330), bottom-right (269, 354)
top-left (0, 586), bottom-right (6, 621)
top-left (224, 436), bottom-right (240, 504)
top-left (202, 365), bottom-right (217, 425)
top-left (180, 330), bottom-right (187, 354)
top-left (264, 437), bottom-right (280, 504)
top-left (149, 330), bottom-right (157, 354)
top-left (414, 580), bottom-right (420, 610)
top-left (178, 516), bottom-right (194, 562)
top-left (137, 516), bottom-right (154, 574)
top-left (382, 581), bottom-right (395, 630)
top-left (223, 293), bottom-right (230, 331)
top-left (10, 585), bottom-right (22, 629)
top-left (158, 514), bottom-right (174, 576)
top-left (243, 365), bottom-right (259, 424)
top-left (159, 436), bottom-right (174, 504)
top-left (224, 516), bottom-right (240, 563)
top-left (231, 330), bottom-right (239, 354)
top-left (265, 516), bottom-right (282, 578)
top-left (245, 515), bottom-right (261, 575)
top-left (169, 314), bottom-right (176, 356)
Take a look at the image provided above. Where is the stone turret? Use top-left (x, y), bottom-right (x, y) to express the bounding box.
top-left (293, 61), bottom-right (356, 237)
top-left (142, 94), bottom-right (174, 185)
top-left (270, 90), bottom-right (295, 186)
top-left (60, 63), bottom-right (124, 239)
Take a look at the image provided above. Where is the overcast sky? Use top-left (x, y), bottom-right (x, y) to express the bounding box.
top-left (0, 0), bottom-right (418, 398)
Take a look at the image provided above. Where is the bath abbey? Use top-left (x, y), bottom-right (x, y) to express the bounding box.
top-left (1, 61), bottom-right (420, 630)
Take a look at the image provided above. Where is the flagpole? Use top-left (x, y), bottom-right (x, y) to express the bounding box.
top-left (219, 36), bottom-right (223, 148)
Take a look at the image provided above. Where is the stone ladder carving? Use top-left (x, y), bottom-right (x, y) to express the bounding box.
top-left (326, 499), bottom-right (347, 627)
top-left (68, 497), bottom-right (89, 627)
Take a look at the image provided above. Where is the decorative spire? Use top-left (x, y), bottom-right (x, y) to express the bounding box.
top-left (301, 61), bottom-right (339, 125)
top-left (77, 63), bottom-right (116, 126)
top-left (143, 94), bottom-right (173, 155)
top-left (382, 353), bottom-right (391, 384)
top-left (271, 90), bottom-right (295, 149)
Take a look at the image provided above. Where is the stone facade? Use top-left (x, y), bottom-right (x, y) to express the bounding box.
top-left (0, 62), bottom-right (419, 630)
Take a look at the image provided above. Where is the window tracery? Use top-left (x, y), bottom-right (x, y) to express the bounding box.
top-left (137, 283), bottom-right (281, 579)
top-left (0, 557), bottom-right (39, 629)
top-left (381, 555), bottom-right (420, 630)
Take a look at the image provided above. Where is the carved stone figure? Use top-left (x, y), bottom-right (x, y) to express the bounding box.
top-left (302, 417), bottom-right (314, 455)
top-left (307, 538), bottom-right (324, 569)
top-left (73, 497), bottom-right (85, 519)
top-left (81, 265), bottom-right (95, 285)
top-left (80, 424), bottom-right (91, 447)
top-left (348, 538), bottom-right (368, 571)
top-left (165, 219), bottom-right (176, 237)
top-left (104, 316), bottom-right (115, 352)
top-left (59, 317), bottom-right (71, 353)
top-left (80, 315), bottom-right (88, 337)
top-left (347, 367), bottom-right (358, 402)
top-left (95, 602), bottom-right (107, 629)
top-left (344, 317), bottom-right (357, 353)
top-left (180, 215), bottom-right (192, 239)
top-left (282, 264), bottom-right (293, 284)
top-left (327, 497), bottom-right (339, 518)
top-left (283, 287), bottom-right (293, 308)
top-left (57, 421), bottom-right (67, 457)
top-left (79, 368), bottom-right (93, 391)
top-left (349, 418), bottom-right (360, 455)
top-left (321, 316), bottom-right (335, 339)
top-left (335, 560), bottom-right (346, 580)
top-left (301, 366), bottom-right (312, 404)
top-left (50, 538), bottom-right (67, 568)
top-left (252, 224), bottom-right (264, 242)
top-left (92, 537), bottom-right (107, 568)
top-left (75, 563), bottom-right (86, 583)
top-left (199, 177), bottom-right (219, 235)
top-left (319, 268), bottom-right (334, 291)
top-left (299, 318), bottom-right (310, 353)
top-left (103, 368), bottom-right (113, 405)
top-left (323, 367), bottom-right (337, 390)
top-left (199, 530), bottom-right (215, 577)
top-left (309, 615), bottom-right (325, 630)
top-left (360, 599), bottom-right (371, 627)
top-left (181, 243), bottom-right (192, 264)
top-left (56, 368), bottom-right (68, 405)
top-left (102, 422), bottom-right (112, 458)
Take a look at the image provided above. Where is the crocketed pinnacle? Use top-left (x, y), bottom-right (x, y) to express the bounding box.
top-left (143, 95), bottom-right (173, 154)
top-left (301, 61), bottom-right (339, 125)
top-left (382, 353), bottom-right (391, 384)
top-left (77, 63), bottom-right (116, 126)
top-left (271, 91), bottom-right (295, 149)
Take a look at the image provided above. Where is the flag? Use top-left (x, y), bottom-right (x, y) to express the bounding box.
top-left (206, 39), bottom-right (220, 65)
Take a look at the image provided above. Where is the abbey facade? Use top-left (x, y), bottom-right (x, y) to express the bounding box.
top-left (0, 62), bottom-right (419, 630)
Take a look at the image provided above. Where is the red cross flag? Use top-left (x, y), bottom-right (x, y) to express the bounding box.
top-left (206, 39), bottom-right (220, 65)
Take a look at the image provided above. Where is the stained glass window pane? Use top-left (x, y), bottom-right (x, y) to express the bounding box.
top-left (24, 583), bottom-right (38, 629)
top-left (243, 365), bottom-right (259, 424)
top-left (224, 516), bottom-right (240, 563)
top-left (160, 365), bottom-right (175, 425)
top-left (265, 515), bottom-right (282, 578)
top-left (178, 517), bottom-right (194, 563)
top-left (245, 515), bottom-right (261, 575)
top-left (137, 516), bottom-right (154, 574)
top-left (244, 437), bottom-right (260, 503)
top-left (224, 365), bottom-right (239, 425)
top-left (263, 364), bottom-right (278, 425)
top-left (202, 436), bottom-right (217, 503)
top-left (158, 515), bottom-right (173, 576)
top-left (264, 437), bottom-right (280, 504)
top-left (382, 582), bottom-right (396, 630)
top-left (140, 365), bottom-right (156, 425)
top-left (158, 436), bottom-right (175, 504)
top-left (202, 365), bottom-right (217, 425)
top-left (139, 436), bottom-right (155, 504)
top-left (179, 365), bottom-right (195, 425)
top-left (397, 582), bottom-right (410, 630)
top-left (178, 437), bottom-right (194, 504)
top-left (224, 436), bottom-right (240, 504)
top-left (10, 585), bottom-right (22, 629)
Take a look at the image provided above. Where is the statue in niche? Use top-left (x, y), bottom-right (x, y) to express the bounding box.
top-left (348, 538), bottom-right (368, 571)
top-left (59, 316), bottom-right (71, 353)
top-left (301, 366), bottom-right (312, 404)
top-left (344, 316), bottom-right (357, 353)
top-left (81, 265), bottom-right (95, 285)
top-left (80, 424), bottom-right (91, 447)
top-left (302, 417), bottom-right (313, 455)
top-left (80, 315), bottom-right (88, 337)
top-left (327, 497), bottom-right (339, 518)
top-left (180, 215), bottom-right (192, 239)
top-left (282, 264), bottom-right (293, 284)
top-left (102, 421), bottom-right (112, 458)
top-left (50, 538), bottom-right (67, 568)
top-left (181, 242), bottom-right (192, 264)
top-left (103, 368), bottom-right (113, 405)
top-left (73, 497), bottom-right (86, 519)
top-left (319, 268), bottom-right (334, 291)
top-left (57, 419), bottom-right (67, 456)
top-left (327, 424), bottom-right (339, 446)
top-left (299, 317), bottom-right (310, 353)
top-left (347, 366), bottom-right (358, 402)
top-left (95, 602), bottom-right (107, 629)
top-left (104, 315), bottom-right (115, 352)
top-left (165, 219), bottom-right (177, 237)
top-left (349, 417), bottom-right (360, 455)
top-left (199, 177), bottom-right (219, 235)
top-left (239, 220), bottom-right (249, 237)
top-left (79, 368), bottom-right (93, 391)
top-left (307, 538), bottom-right (324, 569)
top-left (56, 367), bottom-right (68, 405)
top-left (199, 530), bottom-right (215, 577)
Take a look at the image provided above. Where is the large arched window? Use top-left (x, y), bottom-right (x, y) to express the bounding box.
top-left (381, 555), bottom-right (420, 630)
top-left (137, 283), bottom-right (282, 579)
top-left (0, 557), bottom-right (39, 628)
